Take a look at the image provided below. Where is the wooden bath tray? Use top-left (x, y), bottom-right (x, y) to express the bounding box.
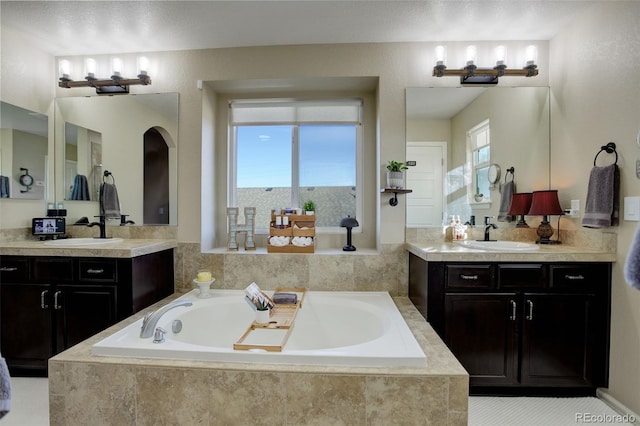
top-left (233, 287), bottom-right (306, 352)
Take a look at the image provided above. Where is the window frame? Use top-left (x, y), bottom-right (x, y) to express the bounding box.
top-left (227, 99), bottom-right (364, 234)
top-left (467, 119), bottom-right (491, 204)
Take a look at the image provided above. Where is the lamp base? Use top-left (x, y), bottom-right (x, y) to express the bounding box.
top-left (536, 220), bottom-right (561, 244)
top-left (343, 245), bottom-right (356, 252)
top-left (515, 214), bottom-right (529, 228)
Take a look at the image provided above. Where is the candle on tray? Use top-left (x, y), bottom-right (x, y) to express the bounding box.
top-left (197, 270), bottom-right (212, 282)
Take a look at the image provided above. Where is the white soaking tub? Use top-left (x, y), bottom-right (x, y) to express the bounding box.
top-left (92, 289), bottom-right (427, 368)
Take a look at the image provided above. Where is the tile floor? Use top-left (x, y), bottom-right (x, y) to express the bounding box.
top-left (3, 377), bottom-right (638, 425)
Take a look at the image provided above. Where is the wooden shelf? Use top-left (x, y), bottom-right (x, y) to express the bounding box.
top-left (381, 188), bottom-right (412, 206)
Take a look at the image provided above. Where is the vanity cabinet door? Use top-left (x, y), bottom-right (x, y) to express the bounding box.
top-left (0, 283), bottom-right (54, 372)
top-left (444, 293), bottom-right (519, 386)
top-left (53, 284), bottom-right (118, 352)
top-left (520, 292), bottom-right (597, 388)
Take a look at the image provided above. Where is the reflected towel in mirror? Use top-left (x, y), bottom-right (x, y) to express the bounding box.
top-left (0, 355), bottom-right (10, 419)
top-left (0, 176), bottom-right (9, 198)
top-left (497, 181), bottom-right (515, 222)
top-left (70, 174), bottom-right (90, 200)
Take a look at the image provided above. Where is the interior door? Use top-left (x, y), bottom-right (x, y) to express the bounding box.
top-left (406, 142), bottom-right (445, 227)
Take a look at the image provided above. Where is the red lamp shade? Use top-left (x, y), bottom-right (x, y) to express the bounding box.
top-left (508, 193), bottom-right (533, 215)
top-left (528, 190), bottom-right (563, 216)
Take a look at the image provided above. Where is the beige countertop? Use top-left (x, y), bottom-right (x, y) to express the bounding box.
top-left (406, 241), bottom-right (617, 262)
top-left (0, 238), bottom-right (177, 258)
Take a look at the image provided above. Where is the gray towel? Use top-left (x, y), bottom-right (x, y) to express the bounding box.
top-left (582, 164), bottom-right (619, 228)
top-left (0, 176), bottom-right (9, 198)
top-left (624, 223), bottom-right (640, 290)
top-left (100, 182), bottom-right (121, 219)
top-left (0, 356), bottom-right (11, 419)
top-left (497, 181), bottom-right (515, 222)
top-left (70, 174), bottom-right (90, 200)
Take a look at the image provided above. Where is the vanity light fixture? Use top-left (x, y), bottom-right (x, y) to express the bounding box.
top-left (58, 56), bottom-right (151, 94)
top-left (528, 190), bottom-right (564, 244)
top-left (433, 45), bottom-right (538, 85)
top-left (507, 192), bottom-right (533, 228)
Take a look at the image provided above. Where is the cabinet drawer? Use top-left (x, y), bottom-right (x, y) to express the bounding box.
top-left (32, 258), bottom-right (73, 282)
top-left (78, 259), bottom-right (118, 282)
top-left (446, 264), bottom-right (493, 288)
top-left (550, 264), bottom-right (608, 290)
top-left (498, 264), bottom-right (546, 289)
top-left (0, 258), bottom-right (30, 282)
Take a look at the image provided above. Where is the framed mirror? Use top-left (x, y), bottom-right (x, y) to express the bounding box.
top-left (405, 86), bottom-right (550, 227)
top-left (55, 93), bottom-right (178, 225)
top-left (0, 102), bottom-right (49, 200)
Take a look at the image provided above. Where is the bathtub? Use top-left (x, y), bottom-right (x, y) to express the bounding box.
top-left (92, 289), bottom-right (427, 368)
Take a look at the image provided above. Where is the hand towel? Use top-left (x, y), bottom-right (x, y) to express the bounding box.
top-left (582, 164), bottom-right (619, 228)
top-left (497, 181), bottom-right (515, 222)
top-left (624, 223), bottom-right (640, 290)
top-left (0, 176), bottom-right (9, 198)
top-left (100, 182), bottom-right (121, 219)
top-left (0, 356), bottom-right (11, 419)
top-left (70, 174), bottom-right (90, 200)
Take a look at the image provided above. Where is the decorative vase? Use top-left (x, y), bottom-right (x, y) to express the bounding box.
top-left (387, 171), bottom-right (404, 189)
top-left (255, 309), bottom-right (271, 324)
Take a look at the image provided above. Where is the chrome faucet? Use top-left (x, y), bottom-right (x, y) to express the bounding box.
top-left (87, 215), bottom-right (107, 238)
top-left (140, 300), bottom-right (193, 338)
top-left (483, 216), bottom-right (497, 241)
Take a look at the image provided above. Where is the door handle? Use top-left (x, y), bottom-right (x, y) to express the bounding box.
top-left (40, 290), bottom-right (49, 309)
top-left (509, 300), bottom-right (517, 321)
top-left (526, 299), bottom-right (534, 320)
top-left (54, 290), bottom-right (63, 310)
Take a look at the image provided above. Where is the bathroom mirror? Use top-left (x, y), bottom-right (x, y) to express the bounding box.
top-left (0, 101), bottom-right (49, 200)
top-left (55, 93), bottom-right (178, 225)
top-left (406, 86), bottom-right (550, 226)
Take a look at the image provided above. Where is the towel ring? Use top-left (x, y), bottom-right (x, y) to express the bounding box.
top-left (593, 142), bottom-right (618, 166)
top-left (103, 170), bottom-right (116, 184)
top-left (504, 166), bottom-right (515, 183)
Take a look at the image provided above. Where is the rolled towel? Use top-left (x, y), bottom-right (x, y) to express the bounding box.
top-left (273, 292), bottom-right (298, 305)
top-left (624, 223), bottom-right (640, 290)
top-left (497, 181), bottom-right (515, 222)
top-left (100, 182), bottom-right (121, 219)
top-left (582, 164), bottom-right (620, 228)
top-left (0, 356), bottom-right (11, 419)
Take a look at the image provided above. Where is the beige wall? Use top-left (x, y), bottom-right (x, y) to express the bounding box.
top-left (550, 1), bottom-right (640, 414)
top-left (2, 2), bottom-right (639, 413)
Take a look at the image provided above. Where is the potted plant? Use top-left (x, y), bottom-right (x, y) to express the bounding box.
top-left (254, 298), bottom-right (271, 324)
top-left (386, 160), bottom-right (408, 189)
top-left (303, 200), bottom-right (316, 215)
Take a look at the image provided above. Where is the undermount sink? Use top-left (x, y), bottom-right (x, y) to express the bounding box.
top-left (456, 240), bottom-right (540, 251)
top-left (44, 238), bottom-right (124, 246)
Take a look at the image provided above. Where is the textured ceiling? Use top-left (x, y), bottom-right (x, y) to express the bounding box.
top-left (1, 1), bottom-right (598, 56)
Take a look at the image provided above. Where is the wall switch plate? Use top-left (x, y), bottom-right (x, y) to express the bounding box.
top-left (624, 196), bottom-right (640, 221)
top-left (567, 199), bottom-right (580, 217)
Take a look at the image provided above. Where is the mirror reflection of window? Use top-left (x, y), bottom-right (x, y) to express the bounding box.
top-left (468, 119), bottom-right (491, 202)
top-left (64, 122), bottom-right (102, 201)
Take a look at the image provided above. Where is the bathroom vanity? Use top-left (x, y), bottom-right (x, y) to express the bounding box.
top-left (407, 242), bottom-right (615, 396)
top-left (0, 239), bottom-right (176, 375)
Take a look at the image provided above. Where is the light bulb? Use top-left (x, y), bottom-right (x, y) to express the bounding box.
top-left (111, 57), bottom-right (123, 77)
top-left (137, 56), bottom-right (149, 75)
top-left (495, 45), bottom-right (507, 66)
top-left (525, 45), bottom-right (538, 67)
top-left (466, 45), bottom-right (477, 66)
top-left (435, 45), bottom-right (446, 66)
top-left (84, 58), bottom-right (96, 78)
top-left (59, 59), bottom-right (71, 79)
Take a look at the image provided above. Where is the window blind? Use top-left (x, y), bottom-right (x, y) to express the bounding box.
top-left (229, 99), bottom-right (362, 126)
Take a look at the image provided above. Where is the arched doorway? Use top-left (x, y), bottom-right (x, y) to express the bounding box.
top-left (143, 128), bottom-right (169, 224)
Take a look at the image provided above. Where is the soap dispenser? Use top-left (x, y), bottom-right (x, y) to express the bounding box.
top-left (445, 216), bottom-right (456, 241)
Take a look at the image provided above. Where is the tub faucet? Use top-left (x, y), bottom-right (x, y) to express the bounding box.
top-left (87, 215), bottom-right (107, 238)
top-left (140, 300), bottom-right (193, 338)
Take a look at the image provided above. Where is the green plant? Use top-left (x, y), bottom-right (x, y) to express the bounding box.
top-left (254, 297), bottom-right (271, 311)
top-left (303, 200), bottom-right (316, 212)
top-left (387, 160), bottom-right (408, 172)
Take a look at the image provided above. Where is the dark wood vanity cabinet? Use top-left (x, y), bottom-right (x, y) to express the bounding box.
top-left (0, 250), bottom-right (174, 375)
top-left (409, 255), bottom-right (611, 395)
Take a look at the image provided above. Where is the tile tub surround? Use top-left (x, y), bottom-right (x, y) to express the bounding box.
top-left (48, 295), bottom-right (469, 425)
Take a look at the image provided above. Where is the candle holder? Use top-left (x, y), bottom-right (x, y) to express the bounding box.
top-left (194, 269), bottom-right (215, 298)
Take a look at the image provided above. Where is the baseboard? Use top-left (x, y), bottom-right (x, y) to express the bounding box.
top-left (597, 388), bottom-right (640, 425)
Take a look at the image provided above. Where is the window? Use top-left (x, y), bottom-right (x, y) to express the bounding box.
top-left (229, 99), bottom-right (362, 231)
top-left (468, 119), bottom-right (491, 202)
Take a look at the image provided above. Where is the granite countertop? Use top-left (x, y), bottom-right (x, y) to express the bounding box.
top-left (0, 238), bottom-right (177, 258)
top-left (406, 241), bottom-right (616, 262)
top-left (50, 292), bottom-right (468, 378)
